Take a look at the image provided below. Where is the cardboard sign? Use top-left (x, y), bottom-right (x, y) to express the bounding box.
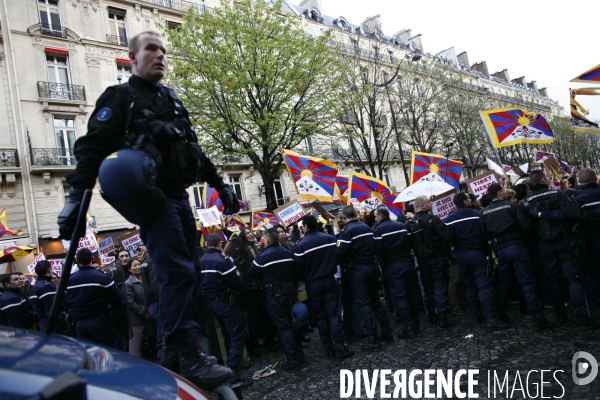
top-left (543, 157), bottom-right (562, 177)
top-left (27, 252), bottom-right (46, 274)
top-left (350, 198), bottom-right (366, 213)
top-left (466, 170), bottom-right (499, 199)
top-left (63, 233), bottom-right (99, 253)
top-left (431, 189), bottom-right (457, 219)
top-left (196, 206), bottom-right (222, 227)
top-left (99, 237), bottom-right (115, 255)
top-left (49, 259), bottom-right (78, 277)
top-left (310, 202), bottom-right (329, 218)
top-left (274, 200), bottom-right (306, 227)
top-left (121, 233), bottom-right (144, 257)
top-left (101, 255), bottom-right (116, 268)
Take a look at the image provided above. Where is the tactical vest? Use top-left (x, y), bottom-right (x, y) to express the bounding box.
top-left (406, 214), bottom-right (439, 259)
top-left (119, 83), bottom-right (203, 191)
top-left (523, 190), bottom-right (572, 241)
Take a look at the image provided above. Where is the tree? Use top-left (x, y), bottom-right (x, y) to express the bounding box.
top-left (162, 0), bottom-right (345, 210)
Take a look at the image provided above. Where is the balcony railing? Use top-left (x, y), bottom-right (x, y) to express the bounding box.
top-left (106, 34), bottom-right (128, 47)
top-left (38, 81), bottom-right (86, 102)
top-left (30, 148), bottom-right (77, 167)
top-left (0, 149), bottom-right (19, 167)
top-left (40, 22), bottom-right (66, 38)
top-left (138, 0), bottom-right (208, 13)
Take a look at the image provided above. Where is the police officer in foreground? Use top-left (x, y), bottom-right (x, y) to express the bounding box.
top-left (0, 273), bottom-right (33, 329)
top-left (443, 192), bottom-right (507, 331)
top-left (29, 260), bottom-right (67, 333)
top-left (523, 170), bottom-right (592, 329)
top-left (57, 31), bottom-right (238, 387)
top-left (200, 234), bottom-right (246, 379)
top-left (65, 248), bottom-right (122, 348)
top-left (407, 196), bottom-right (454, 329)
top-left (373, 206), bottom-right (421, 339)
top-left (294, 215), bottom-right (354, 358)
top-left (338, 206), bottom-right (392, 351)
top-left (250, 228), bottom-right (303, 370)
top-left (479, 185), bottom-right (555, 332)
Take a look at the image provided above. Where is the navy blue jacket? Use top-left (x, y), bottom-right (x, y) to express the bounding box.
top-left (29, 276), bottom-right (57, 323)
top-left (337, 219), bottom-right (377, 265)
top-left (443, 207), bottom-right (487, 251)
top-left (200, 248), bottom-right (244, 296)
top-left (65, 266), bottom-right (122, 319)
top-left (575, 182), bottom-right (600, 237)
top-left (373, 218), bottom-right (412, 265)
top-left (0, 288), bottom-right (33, 328)
top-left (294, 230), bottom-right (337, 282)
top-left (249, 243), bottom-right (295, 286)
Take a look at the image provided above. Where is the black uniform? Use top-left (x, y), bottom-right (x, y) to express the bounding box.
top-left (200, 248), bottom-right (245, 371)
top-left (523, 184), bottom-right (587, 319)
top-left (65, 266), bottom-right (122, 348)
top-left (0, 288), bottom-right (33, 329)
top-left (574, 182), bottom-right (600, 308)
top-left (29, 275), bottom-right (66, 333)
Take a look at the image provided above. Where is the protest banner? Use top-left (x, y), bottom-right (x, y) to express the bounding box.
top-left (466, 170), bottom-right (499, 199)
top-left (274, 200), bottom-right (306, 227)
top-left (27, 252), bottom-right (46, 274)
top-left (196, 206), bottom-right (222, 227)
top-left (100, 255), bottom-right (116, 269)
top-left (99, 237), bottom-right (115, 255)
top-left (49, 259), bottom-right (78, 277)
top-left (431, 189), bottom-right (457, 219)
top-left (120, 232), bottom-right (143, 257)
top-left (350, 198), bottom-right (366, 213)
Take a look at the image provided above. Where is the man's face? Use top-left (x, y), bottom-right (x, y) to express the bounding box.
top-left (375, 212), bottom-right (383, 223)
top-left (463, 198), bottom-right (472, 208)
top-left (422, 200), bottom-right (432, 212)
top-left (6, 275), bottom-right (25, 289)
top-left (277, 228), bottom-right (287, 243)
top-left (118, 251), bottom-right (130, 266)
top-left (130, 33), bottom-right (167, 84)
top-left (137, 246), bottom-right (148, 261)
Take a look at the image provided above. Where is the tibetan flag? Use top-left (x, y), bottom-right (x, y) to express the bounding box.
top-left (226, 215), bottom-right (246, 235)
top-left (570, 63), bottom-right (600, 83)
top-left (203, 185), bottom-right (223, 211)
top-left (480, 108), bottom-right (555, 148)
top-left (238, 200), bottom-right (247, 211)
top-left (0, 208), bottom-right (22, 238)
top-left (347, 172), bottom-right (403, 218)
top-left (251, 211), bottom-right (280, 230)
top-left (534, 151), bottom-right (572, 175)
top-left (570, 88), bottom-right (600, 134)
top-left (410, 151), bottom-right (463, 190)
top-left (535, 150), bottom-right (554, 163)
top-left (334, 175), bottom-right (349, 201)
top-left (281, 149), bottom-right (338, 202)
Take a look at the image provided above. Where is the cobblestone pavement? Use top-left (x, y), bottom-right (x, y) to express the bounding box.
top-left (234, 305), bottom-right (600, 400)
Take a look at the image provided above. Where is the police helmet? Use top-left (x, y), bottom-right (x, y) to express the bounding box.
top-left (291, 302), bottom-right (310, 325)
top-left (98, 149), bottom-right (165, 225)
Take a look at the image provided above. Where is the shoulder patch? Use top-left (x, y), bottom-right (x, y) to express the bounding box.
top-left (96, 107), bottom-right (113, 122)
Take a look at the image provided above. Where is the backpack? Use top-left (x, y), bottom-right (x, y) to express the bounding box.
top-left (406, 215), bottom-right (438, 259)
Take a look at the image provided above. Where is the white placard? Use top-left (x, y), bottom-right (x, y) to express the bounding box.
top-left (49, 259), bottom-right (78, 277)
top-left (196, 206), bottom-right (222, 227)
top-left (431, 190), bottom-right (457, 219)
top-left (99, 237), bottom-right (115, 255)
top-left (350, 198), bottom-right (366, 213)
top-left (467, 171), bottom-right (499, 200)
top-left (274, 200), bottom-right (306, 227)
top-left (27, 252), bottom-right (46, 275)
top-left (121, 234), bottom-right (144, 257)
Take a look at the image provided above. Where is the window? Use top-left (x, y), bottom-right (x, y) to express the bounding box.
top-left (373, 46), bottom-right (380, 61)
top-left (116, 63), bottom-right (132, 84)
top-left (62, 182), bottom-right (71, 205)
top-left (388, 50), bottom-right (394, 63)
top-left (167, 21), bottom-right (181, 30)
top-left (229, 175), bottom-right (244, 200)
top-left (191, 183), bottom-right (204, 209)
top-left (46, 54), bottom-right (70, 85)
top-left (108, 9), bottom-right (128, 46)
top-left (383, 168), bottom-right (392, 187)
top-left (273, 179), bottom-right (285, 206)
top-left (39, 0), bottom-right (62, 35)
top-left (54, 117), bottom-right (77, 165)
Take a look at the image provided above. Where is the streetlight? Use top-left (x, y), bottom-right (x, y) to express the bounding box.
top-left (375, 49), bottom-right (421, 186)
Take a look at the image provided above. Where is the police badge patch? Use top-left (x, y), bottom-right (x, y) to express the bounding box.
top-left (96, 107), bottom-right (113, 122)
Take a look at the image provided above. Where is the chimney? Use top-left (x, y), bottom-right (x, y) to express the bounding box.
top-left (539, 87), bottom-right (548, 98)
top-left (511, 76), bottom-right (526, 87)
top-left (527, 81), bottom-right (539, 94)
top-left (491, 69), bottom-right (510, 82)
top-left (457, 51), bottom-right (469, 69)
top-left (471, 61), bottom-right (489, 79)
top-left (362, 14), bottom-right (382, 32)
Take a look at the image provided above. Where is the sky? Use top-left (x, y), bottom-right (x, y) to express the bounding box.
top-left (293, 0), bottom-right (600, 120)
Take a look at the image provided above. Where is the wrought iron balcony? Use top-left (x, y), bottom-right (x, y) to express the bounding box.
top-left (30, 148), bottom-right (77, 167)
top-left (40, 22), bottom-right (66, 38)
top-left (0, 149), bottom-right (19, 167)
top-left (138, 0), bottom-right (208, 13)
top-left (38, 81), bottom-right (86, 102)
top-left (106, 34), bottom-right (128, 47)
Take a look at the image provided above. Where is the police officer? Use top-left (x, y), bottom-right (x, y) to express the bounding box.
top-left (443, 192), bottom-right (507, 331)
top-left (373, 206), bottom-right (422, 339)
top-left (65, 248), bottom-right (122, 348)
top-left (57, 31), bottom-right (237, 387)
top-left (0, 273), bottom-right (33, 329)
top-left (338, 206), bottom-right (392, 351)
top-left (481, 183), bottom-right (555, 331)
top-left (200, 234), bottom-right (246, 377)
top-left (294, 215), bottom-right (354, 358)
top-left (523, 170), bottom-right (591, 328)
top-left (249, 228), bottom-right (302, 369)
top-left (29, 260), bottom-right (67, 333)
top-left (407, 196), bottom-right (454, 329)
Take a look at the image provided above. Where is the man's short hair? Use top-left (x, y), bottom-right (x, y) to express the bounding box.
top-left (35, 260), bottom-right (52, 277)
top-left (413, 195), bottom-right (429, 210)
top-left (514, 183), bottom-right (528, 201)
top-left (578, 168), bottom-right (597, 184)
top-left (487, 183), bottom-right (503, 199)
top-left (342, 205), bottom-right (357, 219)
top-left (480, 194), bottom-right (492, 208)
top-left (128, 31), bottom-right (162, 53)
top-left (0, 273), bottom-right (17, 286)
top-left (528, 170), bottom-right (546, 187)
top-left (206, 233), bottom-right (221, 248)
top-left (453, 192), bottom-right (469, 207)
top-left (264, 228), bottom-right (280, 244)
top-left (375, 206), bottom-right (389, 219)
top-left (301, 215), bottom-right (318, 230)
top-left (76, 247), bottom-right (93, 266)
top-left (275, 224), bottom-right (287, 232)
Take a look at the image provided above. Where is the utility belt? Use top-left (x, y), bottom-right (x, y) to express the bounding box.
top-left (263, 282), bottom-right (296, 297)
top-left (206, 293), bottom-right (230, 303)
top-left (72, 307), bottom-right (109, 322)
top-left (381, 253), bottom-right (413, 266)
